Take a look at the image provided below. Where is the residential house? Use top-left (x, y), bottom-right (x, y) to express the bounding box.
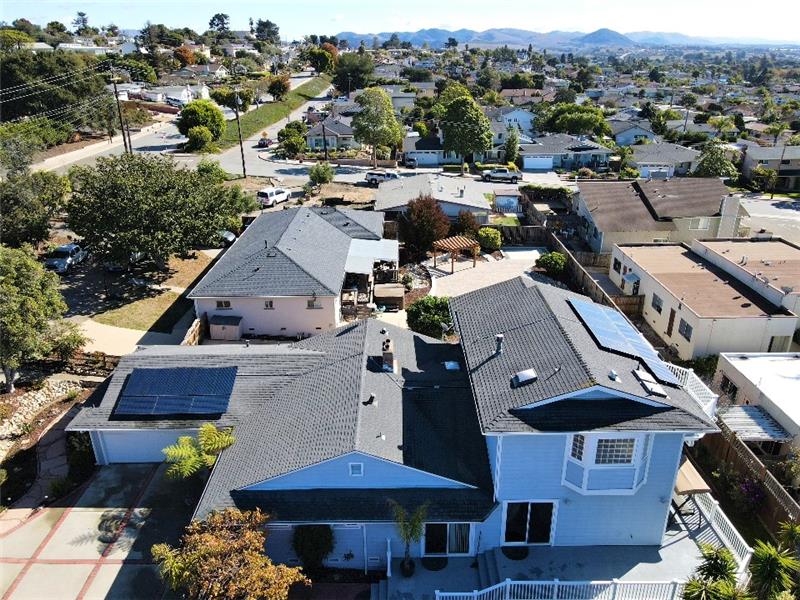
top-left (174, 63), bottom-right (229, 80)
top-left (519, 134), bottom-right (612, 171)
top-left (483, 106), bottom-right (535, 136)
top-left (187, 208), bottom-right (398, 339)
top-left (56, 43), bottom-right (111, 55)
top-left (68, 277), bottom-right (729, 589)
top-left (607, 119), bottom-right (657, 146)
top-left (305, 118), bottom-right (360, 151)
top-left (24, 41), bottom-right (54, 53)
top-left (713, 353), bottom-right (799, 455)
top-left (666, 120), bottom-right (717, 139)
top-left (742, 146), bottom-right (800, 192)
top-left (574, 178), bottom-right (741, 253)
top-left (630, 143), bottom-right (700, 178)
top-left (374, 174), bottom-right (491, 223)
top-left (401, 133), bottom-right (460, 166)
top-left (609, 239), bottom-right (799, 359)
top-left (351, 86), bottom-right (415, 113)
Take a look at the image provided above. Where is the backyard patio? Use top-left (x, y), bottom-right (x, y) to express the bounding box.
top-left (379, 495), bottom-right (746, 600)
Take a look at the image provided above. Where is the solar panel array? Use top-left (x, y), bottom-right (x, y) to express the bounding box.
top-left (114, 367), bottom-right (238, 416)
top-left (568, 298), bottom-right (680, 386)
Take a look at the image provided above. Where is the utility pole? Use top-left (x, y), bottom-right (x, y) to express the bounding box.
top-left (110, 68), bottom-right (129, 154)
top-left (233, 91), bottom-right (247, 178)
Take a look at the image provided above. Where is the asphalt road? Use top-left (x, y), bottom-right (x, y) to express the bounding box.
top-left (740, 196), bottom-right (800, 243)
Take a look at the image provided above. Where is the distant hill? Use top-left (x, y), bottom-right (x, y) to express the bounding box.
top-left (576, 28), bottom-right (634, 46)
top-left (625, 31), bottom-right (712, 45)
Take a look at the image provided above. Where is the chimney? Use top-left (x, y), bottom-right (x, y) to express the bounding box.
top-left (495, 334), bottom-right (504, 355)
top-left (382, 338), bottom-right (396, 372)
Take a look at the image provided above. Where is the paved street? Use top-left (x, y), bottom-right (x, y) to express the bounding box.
top-left (740, 196), bottom-right (800, 243)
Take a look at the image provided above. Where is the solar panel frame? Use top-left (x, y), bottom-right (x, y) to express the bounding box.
top-left (568, 298), bottom-right (680, 386)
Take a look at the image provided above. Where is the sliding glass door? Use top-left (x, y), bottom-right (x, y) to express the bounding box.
top-left (504, 501), bottom-right (555, 545)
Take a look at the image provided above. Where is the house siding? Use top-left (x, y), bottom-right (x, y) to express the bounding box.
top-left (479, 432), bottom-right (685, 546)
top-left (194, 295), bottom-right (340, 338)
top-left (243, 452), bottom-right (470, 491)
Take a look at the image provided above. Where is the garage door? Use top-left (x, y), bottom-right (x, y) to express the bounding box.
top-left (95, 429), bottom-right (197, 464)
top-left (411, 152), bottom-right (438, 166)
top-left (523, 155), bottom-right (554, 170)
top-left (265, 525), bottom-right (300, 566)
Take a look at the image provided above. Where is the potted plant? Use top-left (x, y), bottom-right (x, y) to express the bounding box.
top-left (390, 500), bottom-right (428, 577)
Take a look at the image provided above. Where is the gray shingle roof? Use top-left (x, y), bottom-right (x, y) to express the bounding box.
top-left (608, 119), bottom-right (654, 136)
top-left (519, 134), bottom-right (612, 156)
top-left (631, 142), bottom-right (700, 166)
top-left (188, 208), bottom-right (383, 299)
top-left (306, 117), bottom-right (353, 137)
top-left (374, 174), bottom-right (492, 212)
top-left (449, 277), bottom-right (717, 434)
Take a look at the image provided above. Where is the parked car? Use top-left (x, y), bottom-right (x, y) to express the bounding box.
top-left (481, 167), bottom-right (519, 183)
top-left (404, 157), bottom-right (418, 169)
top-left (44, 243), bottom-right (88, 274)
top-left (257, 187), bottom-right (291, 207)
top-left (104, 251), bottom-right (146, 273)
top-left (257, 137), bottom-right (274, 148)
top-left (365, 170), bottom-right (400, 186)
top-left (165, 96), bottom-right (186, 108)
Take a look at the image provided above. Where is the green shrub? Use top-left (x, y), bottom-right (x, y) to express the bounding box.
top-left (196, 159), bottom-right (229, 183)
top-left (177, 100), bottom-right (225, 140)
top-left (442, 164), bottom-right (462, 172)
top-left (407, 296), bottom-right (451, 339)
top-left (282, 135), bottom-right (306, 158)
top-left (535, 251), bottom-right (567, 278)
top-left (474, 162), bottom-right (518, 171)
top-left (186, 126), bottom-right (214, 152)
top-left (477, 227), bottom-right (501, 252)
top-left (292, 524), bottom-right (334, 573)
top-left (452, 210), bottom-right (480, 239)
top-left (309, 161), bottom-right (335, 186)
top-left (376, 145), bottom-right (391, 160)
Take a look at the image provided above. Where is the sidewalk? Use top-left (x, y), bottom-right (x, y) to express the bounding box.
top-left (31, 120), bottom-right (169, 172)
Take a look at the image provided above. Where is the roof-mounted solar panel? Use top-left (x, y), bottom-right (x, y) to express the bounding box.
top-left (114, 367), bottom-right (237, 416)
top-left (568, 298), bottom-right (680, 386)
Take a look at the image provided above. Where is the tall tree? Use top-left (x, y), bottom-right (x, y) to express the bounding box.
top-left (306, 47), bottom-right (333, 75)
top-left (397, 195), bottom-right (451, 260)
top-left (208, 13), bottom-right (230, 33)
top-left (71, 11), bottom-right (89, 35)
top-left (255, 19), bottom-right (280, 44)
top-left (765, 122), bottom-right (788, 145)
top-left (441, 96), bottom-right (492, 173)
top-left (694, 141), bottom-right (739, 179)
top-left (0, 246), bottom-right (87, 392)
top-left (267, 74), bottom-right (291, 101)
top-left (504, 127), bottom-right (519, 164)
top-left (67, 154), bottom-right (255, 269)
top-left (333, 52), bottom-right (374, 93)
top-left (152, 508), bottom-right (308, 600)
top-left (352, 87), bottom-right (403, 167)
top-left (0, 171), bottom-right (70, 247)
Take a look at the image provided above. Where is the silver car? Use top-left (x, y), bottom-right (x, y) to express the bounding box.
top-left (44, 243), bottom-right (88, 274)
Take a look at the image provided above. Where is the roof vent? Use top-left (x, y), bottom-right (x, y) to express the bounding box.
top-left (382, 338), bottom-right (396, 373)
top-left (511, 368), bottom-right (538, 389)
top-left (609, 369), bottom-right (619, 381)
top-left (495, 334), bottom-right (504, 355)
top-left (363, 393), bottom-right (376, 406)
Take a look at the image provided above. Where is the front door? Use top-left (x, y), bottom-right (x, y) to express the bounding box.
top-left (504, 502), bottom-right (555, 545)
top-left (666, 309), bottom-right (676, 337)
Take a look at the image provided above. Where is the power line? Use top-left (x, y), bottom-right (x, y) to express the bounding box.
top-left (2, 95), bottom-right (115, 130)
top-left (0, 60), bottom-right (110, 96)
top-left (0, 71), bottom-right (113, 104)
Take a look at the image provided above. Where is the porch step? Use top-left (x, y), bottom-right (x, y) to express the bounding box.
top-left (488, 548), bottom-right (503, 584)
top-left (476, 550), bottom-right (501, 589)
top-left (370, 578), bottom-right (388, 600)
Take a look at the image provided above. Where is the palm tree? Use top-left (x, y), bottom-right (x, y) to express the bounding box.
top-left (709, 116), bottom-right (736, 138)
top-left (696, 543), bottom-right (737, 584)
top-left (765, 122), bottom-right (788, 145)
top-left (162, 423), bottom-right (235, 479)
top-left (778, 522), bottom-right (800, 555)
top-left (715, 581), bottom-right (754, 600)
top-left (683, 577), bottom-right (723, 600)
top-left (390, 500), bottom-right (428, 577)
top-left (749, 541), bottom-right (800, 600)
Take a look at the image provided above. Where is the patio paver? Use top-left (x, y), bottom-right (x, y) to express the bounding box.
top-left (10, 563), bottom-right (94, 600)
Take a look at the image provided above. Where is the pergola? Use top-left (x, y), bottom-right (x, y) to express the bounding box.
top-left (432, 236), bottom-right (480, 274)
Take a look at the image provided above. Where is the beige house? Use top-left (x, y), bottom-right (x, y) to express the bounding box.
top-left (742, 146), bottom-right (800, 192)
top-left (609, 239), bottom-right (799, 360)
top-left (574, 179), bottom-right (742, 253)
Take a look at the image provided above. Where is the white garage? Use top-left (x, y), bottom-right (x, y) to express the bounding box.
top-left (522, 155), bottom-right (554, 170)
top-left (90, 429), bottom-right (197, 464)
top-left (406, 150), bottom-right (440, 166)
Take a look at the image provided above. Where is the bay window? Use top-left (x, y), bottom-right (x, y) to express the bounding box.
top-left (562, 433), bottom-right (652, 494)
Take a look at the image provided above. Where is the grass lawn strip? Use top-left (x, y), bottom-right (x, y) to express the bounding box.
top-left (219, 74), bottom-right (332, 148)
top-left (93, 291), bottom-right (191, 333)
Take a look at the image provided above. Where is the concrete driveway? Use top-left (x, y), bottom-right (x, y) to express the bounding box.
top-left (428, 247), bottom-right (546, 298)
top-left (0, 464), bottom-right (204, 600)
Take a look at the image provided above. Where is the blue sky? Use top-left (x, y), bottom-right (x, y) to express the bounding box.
top-left (2, 0), bottom-right (798, 42)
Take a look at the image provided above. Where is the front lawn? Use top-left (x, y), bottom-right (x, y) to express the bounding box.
top-left (219, 75), bottom-right (332, 148)
top-left (93, 290), bottom-right (192, 333)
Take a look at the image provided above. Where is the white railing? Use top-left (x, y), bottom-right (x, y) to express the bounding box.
top-left (435, 579), bottom-right (685, 600)
top-left (386, 537), bottom-right (392, 578)
top-left (666, 363), bottom-right (718, 418)
top-left (694, 492), bottom-right (754, 577)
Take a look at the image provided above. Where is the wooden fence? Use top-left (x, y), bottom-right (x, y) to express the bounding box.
top-left (698, 420), bottom-right (800, 535)
top-left (613, 294), bottom-right (645, 319)
top-left (180, 315), bottom-right (206, 346)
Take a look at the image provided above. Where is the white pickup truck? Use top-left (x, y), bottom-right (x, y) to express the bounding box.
top-left (481, 167), bottom-right (520, 183)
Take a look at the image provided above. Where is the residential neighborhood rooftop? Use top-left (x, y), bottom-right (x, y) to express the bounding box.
top-left (374, 174), bottom-right (492, 212)
top-left (696, 238), bottom-right (800, 293)
top-left (616, 244), bottom-right (791, 318)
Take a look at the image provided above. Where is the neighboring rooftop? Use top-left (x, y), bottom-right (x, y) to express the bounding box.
top-left (449, 277), bottom-right (715, 434)
top-left (617, 244), bottom-right (790, 318)
top-left (631, 142), bottom-right (700, 165)
top-left (188, 208), bottom-right (385, 299)
top-left (374, 174), bottom-right (492, 212)
top-left (519, 133), bottom-right (612, 156)
top-left (745, 145), bottom-right (800, 161)
top-left (696, 239), bottom-right (800, 295)
top-left (721, 353), bottom-right (800, 421)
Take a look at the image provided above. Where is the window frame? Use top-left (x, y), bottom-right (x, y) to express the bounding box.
top-left (264, 300), bottom-right (274, 310)
top-left (594, 438), bottom-right (636, 465)
top-left (501, 501), bottom-right (557, 546)
top-left (215, 300), bottom-right (231, 310)
top-left (678, 318), bottom-right (693, 341)
top-left (307, 298), bottom-right (322, 310)
top-left (651, 293), bottom-right (663, 314)
top-left (612, 258), bottom-right (622, 273)
top-left (422, 522), bottom-right (472, 556)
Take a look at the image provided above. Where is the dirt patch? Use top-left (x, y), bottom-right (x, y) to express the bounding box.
top-left (34, 135), bottom-right (109, 162)
top-left (144, 253), bottom-right (212, 290)
top-left (224, 175), bottom-right (284, 192)
top-left (314, 182), bottom-right (375, 208)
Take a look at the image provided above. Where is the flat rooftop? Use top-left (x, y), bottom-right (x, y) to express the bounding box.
top-left (722, 353), bottom-right (800, 417)
top-left (619, 245), bottom-right (787, 318)
top-left (697, 239), bottom-right (800, 295)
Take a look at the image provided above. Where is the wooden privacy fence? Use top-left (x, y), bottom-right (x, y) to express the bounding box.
top-left (699, 420), bottom-right (800, 535)
top-left (436, 580), bottom-right (686, 600)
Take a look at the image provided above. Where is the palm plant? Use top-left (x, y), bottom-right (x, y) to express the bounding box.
top-left (779, 522), bottom-right (800, 556)
top-left (162, 423), bottom-right (235, 479)
top-left (715, 581), bottom-right (754, 600)
top-left (749, 541), bottom-right (800, 600)
top-left (697, 543), bottom-right (738, 584)
top-left (683, 577), bottom-right (724, 600)
top-left (709, 116), bottom-right (736, 137)
top-left (390, 500), bottom-right (428, 577)
top-left (765, 122), bottom-right (788, 145)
